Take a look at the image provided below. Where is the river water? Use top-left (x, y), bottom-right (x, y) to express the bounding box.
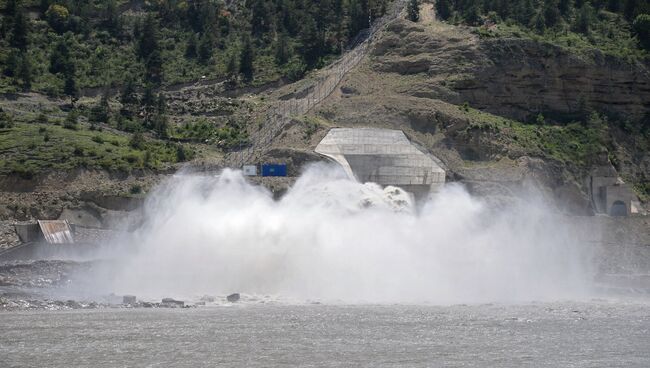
top-left (2, 301), bottom-right (649, 367)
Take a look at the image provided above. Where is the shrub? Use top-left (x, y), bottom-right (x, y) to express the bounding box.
top-left (130, 184), bottom-right (143, 194)
top-left (45, 4), bottom-right (70, 33)
top-left (129, 132), bottom-right (145, 149)
top-left (36, 112), bottom-right (48, 124)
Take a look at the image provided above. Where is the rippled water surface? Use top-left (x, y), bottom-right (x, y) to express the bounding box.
top-left (2, 302), bottom-right (650, 367)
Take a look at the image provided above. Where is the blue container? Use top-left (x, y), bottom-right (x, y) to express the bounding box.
top-left (261, 164), bottom-right (287, 177)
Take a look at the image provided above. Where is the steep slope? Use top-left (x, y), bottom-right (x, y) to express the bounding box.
top-left (264, 7), bottom-right (649, 214)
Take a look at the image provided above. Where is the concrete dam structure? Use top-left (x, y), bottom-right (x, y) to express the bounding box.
top-left (315, 128), bottom-right (446, 195)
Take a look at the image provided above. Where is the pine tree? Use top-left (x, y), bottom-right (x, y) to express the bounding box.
top-left (407, 0), bottom-right (420, 22)
top-left (119, 78), bottom-right (138, 117)
top-left (239, 36), bottom-right (255, 82)
top-left (633, 14), bottom-right (650, 50)
top-left (63, 68), bottom-right (78, 104)
top-left (226, 52), bottom-right (238, 79)
top-left (4, 50), bottom-right (19, 77)
top-left (45, 4), bottom-right (69, 34)
top-left (104, 0), bottom-right (121, 35)
top-left (144, 49), bottom-right (163, 86)
top-left (464, 5), bottom-right (481, 26)
top-left (559, 0), bottom-right (573, 17)
top-left (275, 32), bottom-right (291, 65)
top-left (17, 53), bottom-right (32, 91)
top-left (300, 16), bottom-right (322, 67)
top-left (137, 14), bottom-right (159, 60)
top-left (517, 0), bottom-right (536, 26)
top-left (49, 40), bottom-right (70, 74)
top-left (251, 0), bottom-right (270, 36)
top-left (7, 0), bottom-right (19, 17)
top-left (436, 0), bottom-right (452, 20)
top-left (543, 0), bottom-right (561, 28)
top-left (10, 11), bottom-right (29, 51)
top-left (90, 90), bottom-right (111, 124)
top-left (39, 0), bottom-right (50, 13)
top-left (533, 10), bottom-right (547, 34)
top-left (185, 33), bottom-right (198, 59)
top-left (607, 0), bottom-right (622, 12)
top-left (575, 2), bottom-right (593, 34)
top-left (198, 32), bottom-right (215, 63)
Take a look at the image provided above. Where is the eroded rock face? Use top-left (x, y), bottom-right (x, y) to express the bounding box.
top-left (467, 39), bottom-right (650, 122)
top-left (372, 20), bottom-right (650, 123)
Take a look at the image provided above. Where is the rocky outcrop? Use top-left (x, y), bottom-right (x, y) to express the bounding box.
top-left (371, 19), bottom-right (650, 123)
top-left (467, 39), bottom-right (650, 122)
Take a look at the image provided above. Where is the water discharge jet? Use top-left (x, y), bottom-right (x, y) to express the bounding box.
top-left (84, 163), bottom-right (597, 304)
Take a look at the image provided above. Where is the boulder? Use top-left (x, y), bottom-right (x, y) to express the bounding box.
top-left (226, 293), bottom-right (240, 303)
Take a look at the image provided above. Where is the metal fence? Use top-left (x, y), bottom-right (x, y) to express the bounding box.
top-left (227, 0), bottom-right (407, 168)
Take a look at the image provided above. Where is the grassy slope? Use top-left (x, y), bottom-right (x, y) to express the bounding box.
top-left (0, 121), bottom-right (185, 176)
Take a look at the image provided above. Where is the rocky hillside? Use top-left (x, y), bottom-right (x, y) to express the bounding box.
top-left (0, 0), bottom-right (649, 235)
top-left (265, 3), bottom-right (649, 213)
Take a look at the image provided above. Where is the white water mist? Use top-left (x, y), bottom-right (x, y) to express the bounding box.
top-left (101, 163), bottom-right (594, 304)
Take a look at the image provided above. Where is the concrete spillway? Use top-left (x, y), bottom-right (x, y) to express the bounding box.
top-left (315, 128), bottom-right (445, 195)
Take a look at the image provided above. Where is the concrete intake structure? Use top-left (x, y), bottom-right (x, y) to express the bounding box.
top-left (315, 128), bottom-right (446, 196)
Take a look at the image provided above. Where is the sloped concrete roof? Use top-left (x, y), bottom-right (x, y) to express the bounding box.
top-left (315, 128), bottom-right (445, 191)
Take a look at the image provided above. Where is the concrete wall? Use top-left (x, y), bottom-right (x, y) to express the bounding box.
top-left (605, 184), bottom-right (635, 216)
top-left (14, 223), bottom-right (42, 243)
top-left (315, 128), bottom-right (446, 194)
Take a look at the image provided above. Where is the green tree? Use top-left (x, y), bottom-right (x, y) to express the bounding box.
top-left (464, 4), bottom-right (481, 26)
top-left (3, 50), bottom-right (19, 77)
top-left (137, 14), bottom-right (159, 60)
top-left (543, 0), bottom-right (561, 28)
top-left (533, 10), bottom-right (547, 34)
top-left (103, 0), bottom-right (121, 35)
top-left (10, 11), bottom-right (29, 51)
top-left (575, 2), bottom-right (593, 34)
top-left (144, 49), bottom-right (163, 86)
top-left (49, 40), bottom-right (71, 74)
top-left (239, 36), bottom-right (255, 82)
top-left (63, 68), bottom-right (78, 104)
top-left (226, 52), bottom-right (238, 79)
top-left (517, 0), bottom-right (536, 25)
top-left (436, 0), bottom-right (452, 20)
top-left (90, 90), bottom-right (111, 124)
top-left (299, 16), bottom-right (322, 67)
top-left (119, 78), bottom-right (138, 118)
top-left (407, 0), bottom-right (420, 22)
top-left (185, 33), bottom-right (198, 59)
top-left (130, 132), bottom-right (145, 149)
top-left (45, 4), bottom-right (69, 33)
top-left (633, 14), bottom-right (650, 50)
top-left (198, 32), bottom-right (215, 63)
top-left (17, 53), bottom-right (32, 91)
top-left (275, 32), bottom-right (291, 65)
top-left (559, 0), bottom-right (574, 17)
top-left (6, 0), bottom-right (19, 17)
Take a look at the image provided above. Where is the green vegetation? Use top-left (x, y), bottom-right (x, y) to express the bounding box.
top-left (438, 0), bottom-right (650, 59)
top-left (0, 0), bottom-right (393, 95)
top-left (0, 119), bottom-right (194, 177)
top-left (457, 106), bottom-right (629, 167)
top-left (171, 119), bottom-right (248, 149)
